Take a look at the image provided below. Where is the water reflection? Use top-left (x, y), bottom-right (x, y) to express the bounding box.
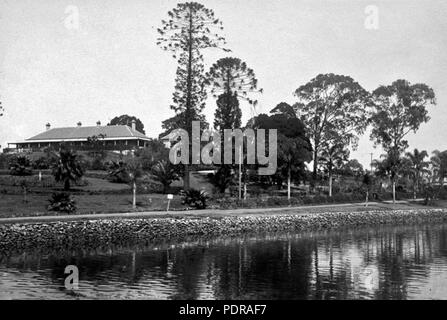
top-left (1, 223), bottom-right (447, 299)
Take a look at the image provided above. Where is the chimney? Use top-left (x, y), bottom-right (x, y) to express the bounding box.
top-left (77, 121), bottom-right (82, 127)
top-left (131, 119), bottom-right (136, 131)
top-left (46, 123), bottom-right (51, 131)
top-left (96, 120), bottom-right (101, 126)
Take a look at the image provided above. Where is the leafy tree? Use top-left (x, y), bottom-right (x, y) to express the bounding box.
top-left (373, 149), bottom-right (403, 203)
top-left (52, 147), bottom-right (84, 191)
top-left (370, 80), bottom-right (436, 152)
top-left (151, 160), bottom-right (180, 194)
top-left (294, 74), bottom-right (370, 185)
top-left (369, 79), bottom-right (436, 202)
top-left (254, 112), bottom-right (312, 199)
top-left (405, 148), bottom-right (429, 199)
top-left (319, 142), bottom-right (349, 197)
top-left (108, 115), bottom-right (145, 134)
top-left (340, 159), bottom-right (364, 177)
top-left (270, 102), bottom-right (296, 118)
top-left (157, 2), bottom-right (227, 190)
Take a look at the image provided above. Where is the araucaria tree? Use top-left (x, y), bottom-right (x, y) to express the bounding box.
top-left (370, 79), bottom-right (436, 203)
top-left (157, 2), bottom-right (227, 190)
top-left (294, 74), bottom-right (370, 186)
top-left (207, 57), bottom-right (261, 193)
top-left (207, 57), bottom-right (262, 111)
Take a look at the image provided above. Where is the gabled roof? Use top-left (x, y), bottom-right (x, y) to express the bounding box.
top-left (26, 125), bottom-right (150, 141)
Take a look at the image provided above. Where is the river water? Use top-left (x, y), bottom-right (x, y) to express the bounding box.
top-left (1, 222), bottom-right (447, 300)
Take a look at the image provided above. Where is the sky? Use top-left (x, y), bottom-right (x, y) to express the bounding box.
top-left (0, 0), bottom-right (446, 168)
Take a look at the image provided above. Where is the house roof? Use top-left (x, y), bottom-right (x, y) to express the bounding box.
top-left (25, 125), bottom-right (151, 142)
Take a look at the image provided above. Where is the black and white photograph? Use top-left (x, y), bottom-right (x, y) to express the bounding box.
top-left (0, 0), bottom-right (447, 305)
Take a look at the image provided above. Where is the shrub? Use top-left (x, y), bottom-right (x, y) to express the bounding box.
top-left (137, 175), bottom-right (164, 194)
top-left (33, 157), bottom-right (52, 170)
top-left (107, 160), bottom-right (130, 183)
top-left (151, 160), bottom-right (180, 193)
top-left (181, 189), bottom-right (209, 209)
top-left (90, 158), bottom-right (106, 171)
top-left (9, 156), bottom-right (33, 176)
top-left (47, 192), bottom-right (76, 213)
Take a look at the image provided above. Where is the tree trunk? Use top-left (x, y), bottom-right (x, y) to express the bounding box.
top-left (328, 172), bottom-right (333, 197)
top-left (132, 181), bottom-right (137, 209)
top-left (183, 166), bottom-right (190, 190)
top-left (392, 180), bottom-right (396, 204)
top-left (287, 167), bottom-right (291, 200)
top-left (365, 189), bottom-right (369, 207)
top-left (312, 147), bottom-right (318, 188)
top-left (243, 181), bottom-right (247, 200)
top-left (414, 173), bottom-right (418, 199)
top-left (183, 9), bottom-right (194, 191)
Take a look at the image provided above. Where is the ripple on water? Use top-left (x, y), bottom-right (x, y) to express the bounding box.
top-left (2, 223), bottom-right (447, 299)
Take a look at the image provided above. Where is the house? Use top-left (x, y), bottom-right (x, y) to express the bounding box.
top-left (6, 120), bottom-right (152, 153)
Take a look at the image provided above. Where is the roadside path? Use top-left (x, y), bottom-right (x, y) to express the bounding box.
top-left (0, 200), bottom-right (427, 225)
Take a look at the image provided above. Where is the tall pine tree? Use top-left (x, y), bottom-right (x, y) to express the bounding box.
top-left (157, 2), bottom-right (227, 189)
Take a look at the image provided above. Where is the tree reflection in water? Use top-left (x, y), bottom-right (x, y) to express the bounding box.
top-left (1, 224), bottom-right (447, 299)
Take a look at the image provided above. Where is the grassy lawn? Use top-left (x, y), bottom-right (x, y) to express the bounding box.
top-left (0, 172), bottom-right (186, 217)
top-left (0, 193), bottom-right (185, 218)
top-left (0, 171), bottom-right (444, 219)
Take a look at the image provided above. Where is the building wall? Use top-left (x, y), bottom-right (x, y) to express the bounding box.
top-left (13, 139), bottom-right (147, 152)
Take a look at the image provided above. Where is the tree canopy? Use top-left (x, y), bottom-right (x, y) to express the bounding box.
top-left (294, 73), bottom-right (371, 182)
top-left (370, 79), bottom-right (436, 152)
top-left (253, 111), bottom-right (312, 198)
top-left (206, 57), bottom-right (261, 106)
top-left (108, 115), bottom-right (146, 134)
top-left (214, 92), bottom-right (241, 131)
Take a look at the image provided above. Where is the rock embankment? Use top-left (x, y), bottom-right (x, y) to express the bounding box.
top-left (1, 209), bottom-right (447, 252)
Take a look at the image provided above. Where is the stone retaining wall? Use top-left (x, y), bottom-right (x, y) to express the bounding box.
top-left (1, 209), bottom-right (447, 252)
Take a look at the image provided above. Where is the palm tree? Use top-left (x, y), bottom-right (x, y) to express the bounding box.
top-left (126, 157), bottom-right (143, 209)
top-left (405, 149), bottom-right (429, 199)
top-left (373, 149), bottom-right (402, 204)
top-left (52, 147), bottom-right (84, 191)
top-left (430, 150), bottom-right (447, 197)
top-left (108, 157), bottom-right (143, 208)
top-left (319, 142), bottom-right (349, 197)
top-left (151, 160), bottom-right (180, 194)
